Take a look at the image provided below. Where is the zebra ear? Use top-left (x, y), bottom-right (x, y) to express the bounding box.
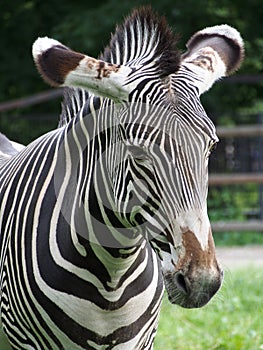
top-left (181, 25), bottom-right (244, 95)
top-left (32, 37), bottom-right (132, 101)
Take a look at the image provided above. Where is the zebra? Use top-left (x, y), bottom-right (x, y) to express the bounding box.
top-left (0, 7), bottom-right (244, 350)
top-left (0, 133), bottom-right (24, 166)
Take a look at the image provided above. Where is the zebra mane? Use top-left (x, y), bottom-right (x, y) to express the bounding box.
top-left (101, 7), bottom-right (181, 77)
top-left (59, 7), bottom-right (181, 127)
top-left (59, 87), bottom-right (90, 127)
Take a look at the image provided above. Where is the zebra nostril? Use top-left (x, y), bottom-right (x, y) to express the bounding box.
top-left (175, 272), bottom-right (189, 295)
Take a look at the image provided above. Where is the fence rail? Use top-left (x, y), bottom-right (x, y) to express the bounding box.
top-left (212, 220), bottom-right (263, 232)
top-left (216, 124), bottom-right (263, 138)
top-left (209, 173), bottom-right (263, 185)
top-left (0, 89), bottom-right (62, 113)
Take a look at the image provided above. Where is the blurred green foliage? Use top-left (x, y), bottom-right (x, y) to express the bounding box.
top-left (1, 0), bottom-right (263, 128)
top-left (209, 184), bottom-right (258, 222)
top-left (208, 185), bottom-right (263, 245)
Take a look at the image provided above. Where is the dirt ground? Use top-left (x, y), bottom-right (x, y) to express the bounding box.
top-left (216, 245), bottom-right (263, 269)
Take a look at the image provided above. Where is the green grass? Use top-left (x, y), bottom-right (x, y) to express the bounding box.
top-left (155, 267), bottom-right (263, 350)
top-left (0, 327), bottom-right (11, 350)
top-left (0, 268), bottom-right (262, 350)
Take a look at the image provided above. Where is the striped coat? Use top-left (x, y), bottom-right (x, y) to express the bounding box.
top-left (0, 7), bottom-right (244, 350)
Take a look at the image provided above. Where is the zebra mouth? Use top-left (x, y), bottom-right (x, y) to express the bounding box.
top-left (163, 270), bottom-right (222, 309)
top-left (167, 293), bottom-right (212, 309)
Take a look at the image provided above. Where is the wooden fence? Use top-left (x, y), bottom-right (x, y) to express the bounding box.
top-left (210, 172), bottom-right (263, 185)
top-left (1, 89), bottom-right (263, 232)
top-left (209, 124), bottom-right (263, 232)
top-left (0, 89), bottom-right (62, 113)
top-left (212, 220), bottom-right (263, 232)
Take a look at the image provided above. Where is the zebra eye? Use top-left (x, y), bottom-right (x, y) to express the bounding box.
top-left (128, 146), bottom-right (148, 161)
top-left (209, 142), bottom-right (217, 154)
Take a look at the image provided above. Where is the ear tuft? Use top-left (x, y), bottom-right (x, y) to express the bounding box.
top-left (32, 37), bottom-right (85, 87)
top-left (32, 37), bottom-right (64, 60)
top-left (183, 24), bottom-right (244, 75)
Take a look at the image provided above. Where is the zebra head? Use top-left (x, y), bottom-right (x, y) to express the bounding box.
top-left (32, 8), bottom-right (244, 308)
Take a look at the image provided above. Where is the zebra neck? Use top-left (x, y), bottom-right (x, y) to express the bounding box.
top-left (60, 105), bottom-right (147, 260)
top-left (173, 64), bottom-right (214, 97)
top-left (89, 240), bottom-right (149, 288)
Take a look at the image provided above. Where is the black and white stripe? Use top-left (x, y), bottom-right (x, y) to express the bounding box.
top-left (0, 7), bottom-right (244, 350)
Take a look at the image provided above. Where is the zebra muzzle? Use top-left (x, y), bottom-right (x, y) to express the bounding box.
top-left (163, 229), bottom-right (223, 308)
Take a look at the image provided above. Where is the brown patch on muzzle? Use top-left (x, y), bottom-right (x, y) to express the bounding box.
top-left (164, 229), bottom-right (223, 308)
top-left (177, 229), bottom-right (218, 272)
